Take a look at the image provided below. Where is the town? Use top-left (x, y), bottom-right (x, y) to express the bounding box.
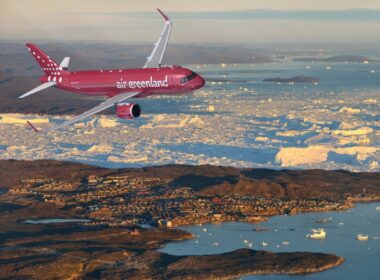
top-left (9, 173), bottom-right (352, 228)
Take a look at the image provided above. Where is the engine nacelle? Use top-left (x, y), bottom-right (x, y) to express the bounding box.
top-left (115, 103), bottom-right (142, 119)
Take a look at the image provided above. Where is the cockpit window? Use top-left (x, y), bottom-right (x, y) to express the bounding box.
top-left (180, 72), bottom-right (197, 83)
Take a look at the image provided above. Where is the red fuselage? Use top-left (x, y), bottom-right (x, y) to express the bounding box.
top-left (39, 65), bottom-right (205, 98)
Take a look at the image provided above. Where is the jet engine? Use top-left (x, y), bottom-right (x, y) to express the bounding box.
top-left (115, 103), bottom-right (142, 119)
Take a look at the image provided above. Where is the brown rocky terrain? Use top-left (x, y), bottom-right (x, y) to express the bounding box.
top-left (1, 160), bottom-right (379, 200)
top-left (0, 159), bottom-right (361, 279)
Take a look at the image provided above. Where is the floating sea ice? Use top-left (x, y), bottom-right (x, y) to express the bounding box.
top-left (0, 114), bottom-right (49, 125)
top-left (356, 234), bottom-right (369, 241)
top-left (338, 107), bottom-right (361, 114)
top-left (306, 228), bottom-right (326, 239)
top-left (207, 105), bottom-right (215, 112)
top-left (87, 144), bottom-right (114, 153)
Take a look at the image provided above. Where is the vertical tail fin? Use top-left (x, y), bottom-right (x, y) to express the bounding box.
top-left (26, 43), bottom-right (66, 76)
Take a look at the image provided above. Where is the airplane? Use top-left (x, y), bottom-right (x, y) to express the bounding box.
top-left (21, 9), bottom-right (205, 132)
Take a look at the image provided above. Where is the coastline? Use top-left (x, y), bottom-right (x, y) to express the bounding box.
top-left (161, 200), bottom-right (379, 247)
top-left (1, 160), bottom-right (379, 279)
top-left (166, 198), bottom-right (358, 229)
top-left (159, 201), bottom-right (380, 279)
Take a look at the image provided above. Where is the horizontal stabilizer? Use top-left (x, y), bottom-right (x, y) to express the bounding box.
top-left (19, 81), bottom-right (56, 99)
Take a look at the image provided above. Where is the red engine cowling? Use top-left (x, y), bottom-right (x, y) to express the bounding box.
top-left (115, 103), bottom-right (142, 119)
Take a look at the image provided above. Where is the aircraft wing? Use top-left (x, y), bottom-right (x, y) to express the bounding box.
top-left (47, 91), bottom-right (140, 131)
top-left (143, 9), bottom-right (172, 68)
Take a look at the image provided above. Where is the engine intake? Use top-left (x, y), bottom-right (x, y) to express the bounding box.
top-left (115, 103), bottom-right (141, 119)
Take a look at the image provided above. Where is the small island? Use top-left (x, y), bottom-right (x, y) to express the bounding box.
top-left (157, 249), bottom-right (344, 279)
top-left (263, 76), bottom-right (320, 83)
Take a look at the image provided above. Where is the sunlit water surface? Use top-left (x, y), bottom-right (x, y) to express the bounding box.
top-left (160, 203), bottom-right (380, 280)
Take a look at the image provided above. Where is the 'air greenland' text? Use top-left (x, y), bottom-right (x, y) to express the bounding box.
top-left (116, 76), bottom-right (169, 89)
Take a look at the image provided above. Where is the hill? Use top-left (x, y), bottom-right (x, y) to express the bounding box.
top-left (1, 160), bottom-right (379, 200)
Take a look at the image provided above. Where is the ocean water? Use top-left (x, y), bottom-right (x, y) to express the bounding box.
top-left (24, 218), bottom-right (90, 224)
top-left (160, 203), bottom-right (380, 280)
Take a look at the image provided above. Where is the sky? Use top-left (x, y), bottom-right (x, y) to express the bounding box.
top-left (1, 0), bottom-right (380, 45)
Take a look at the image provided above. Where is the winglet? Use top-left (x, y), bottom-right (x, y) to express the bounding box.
top-left (26, 121), bottom-right (40, 133)
top-left (157, 8), bottom-right (170, 21)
